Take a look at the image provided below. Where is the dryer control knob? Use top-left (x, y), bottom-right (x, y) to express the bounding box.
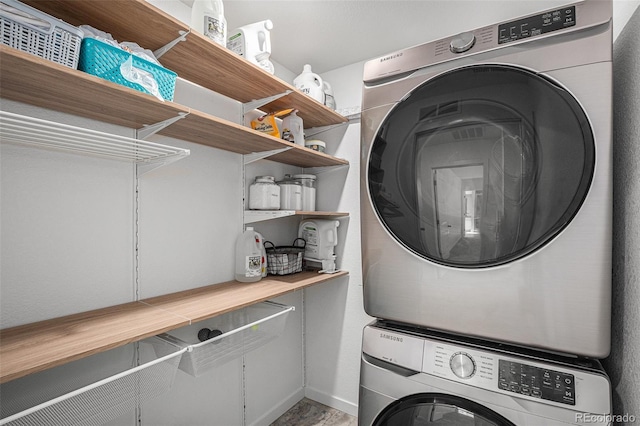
top-left (450, 352), bottom-right (476, 379)
top-left (450, 32), bottom-right (476, 53)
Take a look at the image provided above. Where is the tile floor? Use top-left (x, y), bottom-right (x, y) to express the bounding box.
top-left (270, 398), bottom-right (357, 426)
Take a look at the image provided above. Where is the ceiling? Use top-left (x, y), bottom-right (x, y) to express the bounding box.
top-left (222, 0), bottom-right (572, 74)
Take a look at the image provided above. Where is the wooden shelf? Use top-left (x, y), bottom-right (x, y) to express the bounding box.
top-left (0, 46), bottom-right (348, 168)
top-left (244, 210), bottom-right (350, 223)
top-left (20, 0), bottom-right (347, 128)
top-left (0, 270), bottom-right (348, 384)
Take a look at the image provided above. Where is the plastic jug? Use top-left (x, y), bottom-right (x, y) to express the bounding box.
top-left (228, 20), bottom-right (274, 73)
top-left (190, 0), bottom-right (227, 47)
top-left (293, 64), bottom-right (324, 104)
top-left (281, 110), bottom-right (304, 146)
top-left (298, 219), bottom-right (340, 272)
top-left (323, 81), bottom-right (336, 110)
top-left (235, 227), bottom-right (263, 282)
top-left (255, 230), bottom-right (268, 277)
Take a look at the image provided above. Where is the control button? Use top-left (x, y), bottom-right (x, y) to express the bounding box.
top-left (449, 32), bottom-right (476, 53)
top-left (499, 381), bottom-right (509, 390)
top-left (450, 352), bottom-right (476, 379)
top-left (532, 389), bottom-right (542, 398)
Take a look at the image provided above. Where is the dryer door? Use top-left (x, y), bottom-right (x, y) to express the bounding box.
top-left (373, 394), bottom-right (515, 426)
top-left (367, 65), bottom-right (595, 268)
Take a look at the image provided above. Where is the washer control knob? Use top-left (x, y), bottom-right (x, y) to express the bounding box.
top-left (450, 352), bottom-right (476, 379)
top-left (450, 32), bottom-right (476, 53)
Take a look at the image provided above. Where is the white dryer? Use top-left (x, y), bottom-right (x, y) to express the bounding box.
top-left (359, 322), bottom-right (612, 426)
top-left (360, 1), bottom-right (612, 357)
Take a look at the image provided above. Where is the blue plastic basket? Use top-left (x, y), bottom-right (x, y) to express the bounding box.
top-left (78, 37), bottom-right (176, 101)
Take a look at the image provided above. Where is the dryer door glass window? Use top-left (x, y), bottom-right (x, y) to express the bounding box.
top-left (373, 394), bottom-right (515, 426)
top-left (368, 65), bottom-right (595, 268)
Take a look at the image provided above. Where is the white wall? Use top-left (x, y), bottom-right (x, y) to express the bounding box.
top-left (301, 61), bottom-right (372, 416)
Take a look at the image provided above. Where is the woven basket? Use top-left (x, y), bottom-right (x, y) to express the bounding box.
top-left (264, 238), bottom-right (306, 276)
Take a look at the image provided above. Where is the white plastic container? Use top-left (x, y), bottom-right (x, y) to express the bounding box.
top-left (278, 179), bottom-right (302, 210)
top-left (305, 140), bottom-right (326, 152)
top-left (298, 219), bottom-right (340, 272)
top-left (323, 81), bottom-right (336, 110)
top-left (293, 64), bottom-right (324, 104)
top-left (291, 174), bottom-right (316, 211)
top-left (249, 176), bottom-right (280, 210)
top-left (227, 20), bottom-right (274, 73)
top-left (190, 0), bottom-right (227, 47)
top-left (281, 110), bottom-right (304, 146)
top-left (255, 230), bottom-right (267, 277)
top-left (235, 227), bottom-right (262, 282)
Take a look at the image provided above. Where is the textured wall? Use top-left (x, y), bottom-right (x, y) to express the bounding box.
top-left (604, 5), bottom-right (640, 424)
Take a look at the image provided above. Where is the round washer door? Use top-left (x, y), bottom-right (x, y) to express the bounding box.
top-left (373, 394), bottom-right (516, 426)
top-left (368, 65), bottom-right (595, 268)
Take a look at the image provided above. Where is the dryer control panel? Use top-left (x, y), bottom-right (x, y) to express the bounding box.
top-left (498, 6), bottom-right (576, 44)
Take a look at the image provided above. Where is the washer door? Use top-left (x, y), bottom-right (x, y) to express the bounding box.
top-left (368, 65), bottom-right (595, 268)
top-left (374, 394), bottom-right (515, 426)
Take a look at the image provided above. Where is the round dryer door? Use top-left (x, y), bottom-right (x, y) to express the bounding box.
top-left (367, 64), bottom-right (595, 268)
top-left (374, 394), bottom-right (515, 426)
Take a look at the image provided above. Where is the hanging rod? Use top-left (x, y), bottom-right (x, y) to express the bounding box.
top-left (0, 111), bottom-right (190, 164)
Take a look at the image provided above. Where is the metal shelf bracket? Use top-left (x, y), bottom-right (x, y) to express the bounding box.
top-left (136, 152), bottom-right (190, 177)
top-left (154, 30), bottom-right (191, 59)
top-left (243, 91), bottom-right (293, 114)
top-left (243, 147), bottom-right (292, 165)
top-left (304, 163), bottom-right (350, 175)
top-left (136, 112), bottom-right (189, 140)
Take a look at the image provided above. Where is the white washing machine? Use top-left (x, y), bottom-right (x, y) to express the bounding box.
top-left (359, 322), bottom-right (612, 426)
top-left (360, 1), bottom-right (613, 357)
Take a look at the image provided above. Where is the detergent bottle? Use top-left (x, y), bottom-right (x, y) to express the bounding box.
top-left (323, 81), bottom-right (336, 110)
top-left (228, 20), bottom-right (275, 74)
top-left (281, 110), bottom-right (304, 146)
top-left (191, 0), bottom-right (227, 47)
top-left (235, 227), bottom-right (263, 282)
top-left (293, 64), bottom-right (324, 104)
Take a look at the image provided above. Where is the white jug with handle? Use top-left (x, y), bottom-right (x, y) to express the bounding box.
top-left (293, 64), bottom-right (324, 104)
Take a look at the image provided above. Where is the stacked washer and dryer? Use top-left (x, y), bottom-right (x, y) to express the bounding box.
top-left (358, 1), bottom-right (614, 424)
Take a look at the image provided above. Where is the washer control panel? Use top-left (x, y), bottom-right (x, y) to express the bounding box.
top-left (498, 6), bottom-right (576, 44)
top-left (499, 360), bottom-right (575, 405)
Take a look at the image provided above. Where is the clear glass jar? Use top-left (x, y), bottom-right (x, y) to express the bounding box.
top-left (249, 176), bottom-right (280, 210)
top-left (278, 179), bottom-right (303, 210)
top-left (291, 174), bottom-right (316, 211)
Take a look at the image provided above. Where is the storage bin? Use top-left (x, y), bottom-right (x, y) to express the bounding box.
top-left (264, 239), bottom-right (306, 275)
top-left (0, 0), bottom-right (82, 69)
top-left (156, 301), bottom-right (294, 377)
top-left (78, 37), bottom-right (177, 101)
top-left (0, 337), bottom-right (186, 426)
